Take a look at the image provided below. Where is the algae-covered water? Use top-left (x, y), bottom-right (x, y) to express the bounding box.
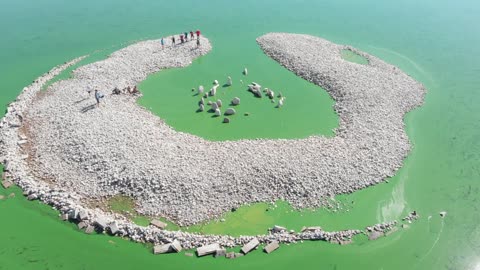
top-left (1, 0), bottom-right (480, 269)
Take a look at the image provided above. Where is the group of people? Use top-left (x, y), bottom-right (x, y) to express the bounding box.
top-left (161, 30), bottom-right (201, 48)
top-left (88, 85), bottom-right (140, 107)
top-left (91, 30), bottom-right (203, 107)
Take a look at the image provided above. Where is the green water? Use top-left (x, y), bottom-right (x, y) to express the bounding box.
top-left (138, 38), bottom-right (337, 140)
top-left (1, 0), bottom-right (480, 269)
top-left (341, 49), bottom-right (369, 65)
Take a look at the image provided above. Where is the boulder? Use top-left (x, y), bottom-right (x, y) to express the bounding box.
top-left (198, 104), bottom-right (204, 112)
top-left (271, 225), bottom-right (287, 233)
top-left (214, 248), bottom-right (226, 258)
top-left (85, 225), bottom-right (95, 234)
top-left (216, 99), bottom-right (222, 108)
top-left (226, 76), bottom-right (232, 86)
top-left (368, 231), bottom-right (383, 240)
top-left (27, 194), bottom-right (38, 201)
top-left (78, 210), bottom-right (88, 220)
top-left (78, 221), bottom-right (87, 230)
top-left (211, 102), bottom-right (218, 110)
top-left (214, 108), bottom-right (221, 116)
top-left (198, 85), bottom-right (204, 94)
top-left (94, 217), bottom-right (108, 230)
top-left (231, 97), bottom-right (240, 105)
top-left (225, 108), bottom-right (236, 115)
top-left (108, 222), bottom-right (119, 235)
top-left (439, 211), bottom-right (447, 218)
top-left (223, 118), bottom-right (230, 124)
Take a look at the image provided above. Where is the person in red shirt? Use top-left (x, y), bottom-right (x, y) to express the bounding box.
top-left (196, 30), bottom-right (201, 38)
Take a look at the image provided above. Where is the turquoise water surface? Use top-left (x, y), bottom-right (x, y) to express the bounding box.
top-left (1, 0), bottom-right (480, 269)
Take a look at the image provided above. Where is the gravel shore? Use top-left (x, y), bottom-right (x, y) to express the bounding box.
top-left (0, 33), bottom-right (424, 250)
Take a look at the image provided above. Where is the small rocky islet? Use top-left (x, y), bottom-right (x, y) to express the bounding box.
top-left (0, 33), bottom-right (425, 257)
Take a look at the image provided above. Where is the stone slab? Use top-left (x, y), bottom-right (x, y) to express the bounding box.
top-left (196, 243), bottom-right (220, 257)
top-left (150, 219), bottom-right (167, 229)
top-left (241, 238), bottom-right (259, 254)
top-left (153, 243), bottom-right (173, 254)
top-left (264, 241), bottom-right (279, 253)
top-left (171, 239), bottom-right (182, 252)
top-left (1, 180), bottom-right (13, 189)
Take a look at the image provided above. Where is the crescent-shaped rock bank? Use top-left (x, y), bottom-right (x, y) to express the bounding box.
top-left (0, 34), bottom-right (424, 250)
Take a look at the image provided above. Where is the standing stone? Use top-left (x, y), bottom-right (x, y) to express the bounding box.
top-left (224, 108), bottom-right (236, 115)
top-left (231, 97), bottom-right (240, 105)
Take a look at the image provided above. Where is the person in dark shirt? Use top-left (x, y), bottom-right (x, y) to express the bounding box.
top-left (171, 36), bottom-right (176, 45)
top-left (94, 89), bottom-right (104, 107)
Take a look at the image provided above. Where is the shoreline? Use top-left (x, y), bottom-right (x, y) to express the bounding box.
top-left (0, 33), bottom-right (424, 253)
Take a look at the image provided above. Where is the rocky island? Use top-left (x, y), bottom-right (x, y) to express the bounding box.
top-left (0, 33), bottom-right (425, 254)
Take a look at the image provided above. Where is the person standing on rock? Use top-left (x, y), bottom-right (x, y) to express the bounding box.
top-left (190, 31), bottom-right (194, 39)
top-left (180, 34), bottom-right (184, 44)
top-left (161, 37), bottom-right (165, 49)
top-left (196, 36), bottom-right (200, 48)
top-left (95, 89), bottom-right (104, 107)
top-left (184, 32), bottom-right (189, 41)
top-left (196, 30), bottom-right (201, 38)
top-left (171, 36), bottom-right (176, 46)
